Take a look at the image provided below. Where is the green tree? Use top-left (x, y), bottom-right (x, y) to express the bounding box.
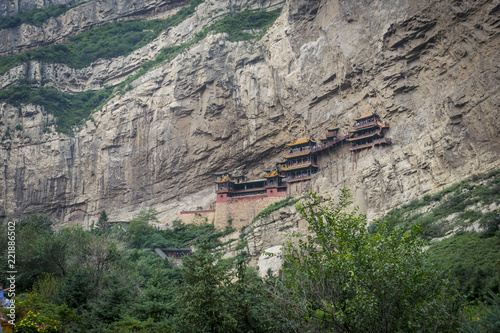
top-left (272, 190), bottom-right (464, 332)
top-left (97, 210), bottom-right (109, 233)
top-left (125, 209), bottom-right (164, 248)
top-left (177, 243), bottom-right (236, 332)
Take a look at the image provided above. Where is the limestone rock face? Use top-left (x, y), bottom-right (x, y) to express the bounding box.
top-left (0, 0), bottom-right (188, 55)
top-left (1, 0), bottom-right (500, 228)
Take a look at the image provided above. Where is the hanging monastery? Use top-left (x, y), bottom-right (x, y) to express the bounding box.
top-left (179, 113), bottom-right (392, 229)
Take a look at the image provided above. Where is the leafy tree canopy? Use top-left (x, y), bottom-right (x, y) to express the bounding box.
top-left (271, 190), bottom-right (464, 332)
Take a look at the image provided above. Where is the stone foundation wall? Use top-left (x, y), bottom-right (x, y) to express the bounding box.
top-left (287, 180), bottom-right (313, 197)
top-left (214, 195), bottom-right (286, 230)
top-left (179, 210), bottom-right (216, 225)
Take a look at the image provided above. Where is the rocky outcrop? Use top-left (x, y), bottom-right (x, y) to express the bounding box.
top-left (0, 0), bottom-right (188, 56)
top-left (1, 0), bottom-right (499, 229)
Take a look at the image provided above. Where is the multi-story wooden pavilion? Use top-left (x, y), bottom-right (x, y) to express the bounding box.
top-left (280, 137), bottom-right (319, 183)
top-left (347, 113), bottom-right (392, 151)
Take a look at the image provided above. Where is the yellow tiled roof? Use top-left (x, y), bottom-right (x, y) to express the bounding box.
top-left (215, 175), bottom-right (229, 183)
top-left (264, 170), bottom-right (278, 177)
top-left (286, 137), bottom-right (312, 147)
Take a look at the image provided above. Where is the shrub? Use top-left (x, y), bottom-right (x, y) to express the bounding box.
top-left (272, 190), bottom-right (464, 332)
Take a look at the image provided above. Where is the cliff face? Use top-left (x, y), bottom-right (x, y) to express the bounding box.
top-left (0, 0), bottom-right (188, 55)
top-left (1, 0), bottom-right (499, 227)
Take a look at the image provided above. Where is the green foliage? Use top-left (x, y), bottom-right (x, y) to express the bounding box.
top-left (273, 190), bottom-right (464, 332)
top-left (160, 220), bottom-right (216, 248)
top-left (378, 169), bottom-right (500, 239)
top-left (32, 273), bottom-right (62, 302)
top-left (56, 269), bottom-right (95, 309)
top-left (462, 291), bottom-right (500, 332)
top-left (125, 209), bottom-right (161, 248)
top-left (84, 273), bottom-right (135, 326)
top-left (427, 232), bottom-right (500, 299)
top-left (177, 248), bottom-right (281, 332)
top-left (97, 210), bottom-right (109, 233)
top-left (210, 9), bottom-right (281, 41)
top-left (0, 4), bottom-right (73, 29)
top-left (0, 0), bottom-right (204, 74)
top-left (117, 9), bottom-right (281, 93)
top-left (235, 239), bottom-right (248, 251)
top-left (0, 6), bottom-right (282, 135)
top-left (252, 195), bottom-right (304, 223)
top-left (0, 83), bottom-right (113, 134)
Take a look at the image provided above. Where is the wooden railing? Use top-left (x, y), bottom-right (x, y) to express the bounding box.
top-left (348, 128), bottom-right (382, 141)
top-left (312, 137), bottom-right (345, 152)
top-left (349, 142), bottom-right (374, 151)
top-left (353, 120), bottom-right (389, 131)
top-left (283, 149), bottom-right (313, 159)
top-left (280, 162), bottom-right (317, 171)
top-left (283, 175), bottom-right (312, 183)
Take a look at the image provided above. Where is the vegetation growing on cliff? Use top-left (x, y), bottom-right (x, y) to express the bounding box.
top-left (373, 169), bottom-right (500, 300)
top-left (0, 83), bottom-right (113, 134)
top-left (0, 0), bottom-right (205, 74)
top-left (0, 4), bottom-right (75, 30)
top-left (0, 5), bottom-right (281, 135)
top-left (116, 9), bottom-right (281, 93)
top-left (251, 195), bottom-right (305, 224)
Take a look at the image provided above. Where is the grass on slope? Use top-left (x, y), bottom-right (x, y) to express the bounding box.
top-left (377, 169), bottom-right (500, 240)
top-left (0, 4), bottom-right (75, 30)
top-left (427, 231), bottom-right (500, 299)
top-left (0, 0), bottom-right (204, 74)
top-left (372, 169), bottom-right (500, 301)
top-left (0, 83), bottom-right (113, 134)
top-left (252, 195), bottom-right (305, 224)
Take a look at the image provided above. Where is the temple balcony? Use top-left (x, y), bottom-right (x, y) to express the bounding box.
top-left (349, 142), bottom-right (374, 151)
top-left (352, 120), bottom-right (389, 131)
top-left (314, 137), bottom-right (348, 153)
top-left (280, 162), bottom-right (318, 172)
top-left (284, 175), bottom-right (312, 183)
top-left (347, 129), bottom-right (382, 142)
top-left (283, 149), bottom-right (313, 159)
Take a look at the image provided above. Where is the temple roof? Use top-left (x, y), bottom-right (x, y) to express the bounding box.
top-left (353, 113), bottom-right (379, 121)
top-left (283, 150), bottom-right (312, 159)
top-left (215, 175), bottom-right (230, 183)
top-left (264, 170), bottom-right (278, 177)
top-left (286, 137), bottom-right (315, 147)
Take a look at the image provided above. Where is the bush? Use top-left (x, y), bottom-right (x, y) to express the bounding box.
top-left (272, 190), bottom-right (464, 332)
top-left (427, 232), bottom-right (500, 299)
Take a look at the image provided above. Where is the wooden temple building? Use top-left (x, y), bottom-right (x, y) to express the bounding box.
top-left (214, 170), bottom-right (287, 203)
top-left (347, 113), bottom-right (392, 151)
top-left (280, 138), bottom-right (319, 183)
top-left (214, 113), bottom-right (391, 198)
